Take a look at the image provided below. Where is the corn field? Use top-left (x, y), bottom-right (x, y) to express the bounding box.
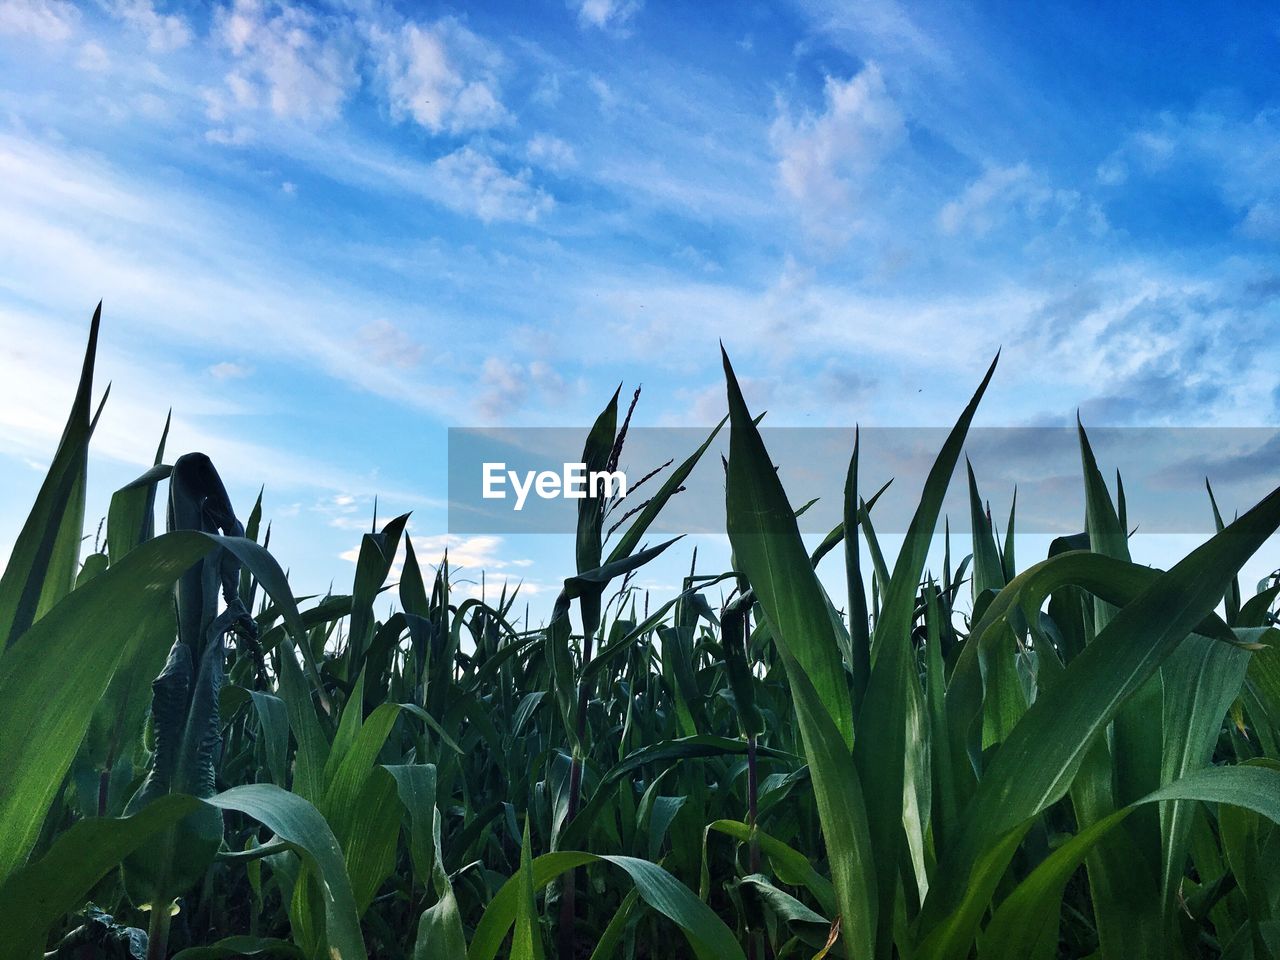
top-left (3, 305), bottom-right (1280, 960)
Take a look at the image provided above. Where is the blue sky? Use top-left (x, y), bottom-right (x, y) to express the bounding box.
top-left (1, 0), bottom-right (1278, 608)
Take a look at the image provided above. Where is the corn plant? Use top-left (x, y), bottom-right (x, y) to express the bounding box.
top-left (1, 306), bottom-right (1279, 960)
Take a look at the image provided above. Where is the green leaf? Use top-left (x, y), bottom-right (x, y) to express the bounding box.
top-left (320, 702), bottom-right (403, 914)
top-left (722, 349), bottom-right (853, 750)
top-left (920, 479), bottom-right (1280, 960)
top-left (1206, 479), bottom-right (1242, 625)
top-left (384, 763), bottom-right (438, 898)
top-left (856, 353), bottom-right (999, 956)
top-left (705, 819), bottom-right (836, 917)
top-left (0, 308), bottom-right (106, 655)
top-left (411, 788), bottom-right (467, 960)
top-left (576, 387), bottom-right (619, 581)
top-left (605, 416), bottom-right (725, 566)
top-left (1078, 422), bottom-right (1165, 922)
top-left (469, 851), bottom-right (745, 960)
top-left (587, 888), bottom-right (640, 960)
top-left (967, 459), bottom-right (1005, 597)
top-left (0, 530), bottom-right (215, 883)
top-left (0, 794), bottom-right (198, 959)
top-left (945, 549), bottom-right (1243, 785)
top-left (737, 873), bottom-right (830, 944)
top-left (250, 691), bottom-right (291, 787)
top-left (981, 765), bottom-right (1280, 960)
top-left (208, 784), bottom-right (366, 960)
top-left (348, 514), bottom-right (409, 665)
top-left (106, 462), bottom-right (171, 564)
top-left (0, 303), bottom-right (103, 650)
top-left (172, 937), bottom-right (303, 959)
top-left (845, 433), bottom-right (871, 716)
top-left (276, 635), bottom-right (328, 804)
top-left (512, 820), bottom-right (545, 960)
top-left (1158, 633), bottom-right (1250, 918)
top-left (722, 346), bottom-right (878, 960)
top-left (558, 735), bottom-right (797, 853)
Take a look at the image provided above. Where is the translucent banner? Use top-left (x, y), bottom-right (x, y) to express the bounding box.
top-left (448, 427), bottom-right (1280, 536)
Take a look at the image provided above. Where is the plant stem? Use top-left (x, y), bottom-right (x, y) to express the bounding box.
top-left (747, 733), bottom-right (760, 875)
top-left (215, 839), bottom-right (291, 863)
top-left (557, 770), bottom-right (580, 960)
top-left (559, 603), bottom-right (600, 960)
top-left (145, 898), bottom-right (171, 960)
top-left (747, 731), bottom-right (761, 960)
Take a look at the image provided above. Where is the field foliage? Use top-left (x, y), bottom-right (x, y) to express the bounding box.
top-left (2, 307), bottom-right (1280, 960)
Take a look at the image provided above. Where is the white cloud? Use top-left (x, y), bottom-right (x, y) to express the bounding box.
top-left (106, 0), bottom-right (191, 52)
top-left (578, 255), bottom-right (1039, 396)
top-left (202, 6), bottom-right (512, 140)
top-left (207, 0), bottom-right (357, 126)
top-left (938, 163), bottom-right (1034, 235)
top-left (0, 0), bottom-right (76, 42)
top-left (0, 302), bottom-right (381, 499)
top-left (316, 492), bottom-right (372, 531)
top-left (1132, 129), bottom-right (1177, 168)
top-left (204, 124), bottom-right (254, 146)
top-left (1095, 155), bottom-right (1127, 186)
top-left (526, 133), bottom-right (577, 172)
top-left (478, 356), bottom-right (565, 419)
top-left (939, 163), bottom-right (1106, 239)
top-left (589, 75), bottom-right (618, 115)
top-left (1241, 200), bottom-right (1280, 241)
top-left (531, 72), bottom-right (562, 107)
top-left (431, 146), bottom-right (553, 223)
top-left (0, 134), bottom-right (455, 421)
top-left (770, 65), bottom-right (905, 227)
top-left (209, 361), bottom-right (252, 380)
top-left (359, 319), bottom-right (424, 369)
top-left (573, 0), bottom-right (642, 31)
top-left (372, 16), bottom-right (508, 135)
top-left (337, 531), bottom-right (544, 601)
top-left (1106, 106), bottom-right (1280, 243)
top-left (794, 0), bottom-right (952, 73)
top-left (455, 576), bottom-right (546, 601)
top-left (403, 534), bottom-right (511, 570)
top-left (76, 40), bottom-right (110, 72)
top-left (674, 244), bottom-right (720, 274)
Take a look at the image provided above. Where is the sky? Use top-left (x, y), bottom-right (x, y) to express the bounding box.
top-left (1, 0), bottom-right (1278, 613)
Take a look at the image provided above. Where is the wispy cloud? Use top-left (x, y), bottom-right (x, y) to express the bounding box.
top-left (526, 133), bottom-right (577, 172)
top-left (337, 530), bottom-right (545, 603)
top-left (939, 163), bottom-right (1106, 239)
top-left (431, 146), bottom-right (553, 223)
top-left (0, 0), bottom-right (77, 42)
top-left (0, 301), bottom-right (391, 497)
top-left (1100, 104), bottom-right (1280, 243)
top-left (359, 319), bottom-right (425, 370)
top-left (206, 0), bottom-right (358, 128)
top-left (208, 361), bottom-right (252, 380)
top-left (372, 15), bottom-right (508, 135)
top-left (75, 40), bottom-right (110, 72)
top-left (770, 65), bottom-right (906, 238)
top-left (0, 133), bottom-right (456, 416)
top-left (106, 0), bottom-right (191, 52)
top-left (478, 356), bottom-right (566, 420)
top-left (573, 0), bottom-right (642, 32)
